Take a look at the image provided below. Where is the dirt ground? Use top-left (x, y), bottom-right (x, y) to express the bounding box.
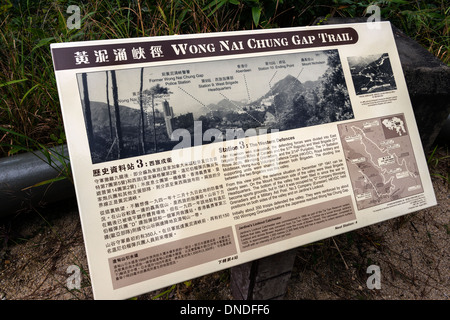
top-left (0, 146), bottom-right (448, 301)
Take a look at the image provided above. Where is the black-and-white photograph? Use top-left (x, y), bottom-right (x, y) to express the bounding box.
top-left (347, 52), bottom-right (397, 95)
top-left (77, 49), bottom-right (353, 164)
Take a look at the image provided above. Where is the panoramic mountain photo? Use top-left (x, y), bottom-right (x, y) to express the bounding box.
top-left (77, 49), bottom-right (353, 164)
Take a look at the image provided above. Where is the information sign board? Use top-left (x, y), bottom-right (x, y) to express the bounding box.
top-left (51, 22), bottom-right (436, 299)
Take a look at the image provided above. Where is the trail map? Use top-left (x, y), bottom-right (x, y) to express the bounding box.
top-left (338, 114), bottom-right (422, 210)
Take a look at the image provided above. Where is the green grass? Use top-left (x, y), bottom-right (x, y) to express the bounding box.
top-left (427, 145), bottom-right (450, 183)
top-left (0, 0), bottom-right (448, 164)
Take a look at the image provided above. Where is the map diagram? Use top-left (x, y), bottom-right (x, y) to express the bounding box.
top-left (337, 114), bottom-right (422, 210)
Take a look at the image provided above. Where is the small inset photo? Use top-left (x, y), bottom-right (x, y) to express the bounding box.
top-left (348, 53), bottom-right (397, 95)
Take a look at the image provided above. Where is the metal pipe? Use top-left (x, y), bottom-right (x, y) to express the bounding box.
top-left (0, 145), bottom-right (75, 218)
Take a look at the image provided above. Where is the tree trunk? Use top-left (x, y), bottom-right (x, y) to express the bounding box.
top-left (110, 70), bottom-right (124, 158)
top-left (139, 67), bottom-right (146, 154)
top-left (151, 94), bottom-right (157, 152)
top-left (82, 73), bottom-right (94, 146)
top-left (106, 71), bottom-right (113, 140)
